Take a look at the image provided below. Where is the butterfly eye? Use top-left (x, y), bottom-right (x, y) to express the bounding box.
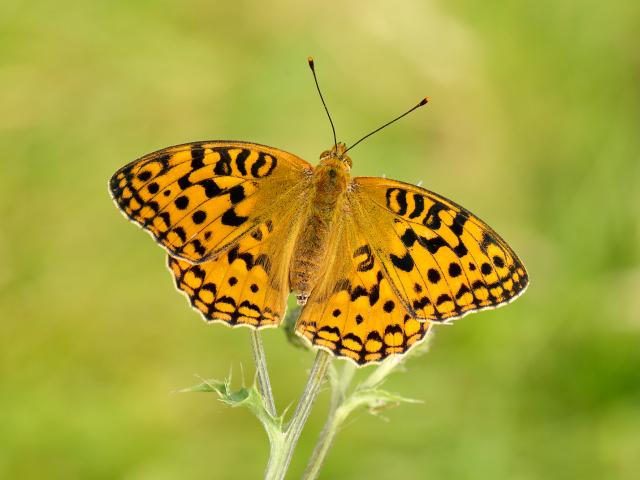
top-left (319, 149), bottom-right (331, 159)
top-left (342, 155), bottom-right (352, 169)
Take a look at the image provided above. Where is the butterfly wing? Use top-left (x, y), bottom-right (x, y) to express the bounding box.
top-left (296, 210), bottom-right (431, 365)
top-left (296, 176), bottom-right (527, 365)
top-left (111, 141), bottom-right (313, 328)
top-left (167, 214), bottom-right (302, 328)
top-left (110, 141), bottom-right (312, 263)
top-left (351, 177), bottom-right (529, 322)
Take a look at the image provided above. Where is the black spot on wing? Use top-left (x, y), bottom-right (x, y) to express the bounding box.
top-left (192, 210), bottom-right (207, 224)
top-left (450, 212), bottom-right (466, 236)
top-left (350, 285), bottom-right (368, 302)
top-left (213, 148), bottom-right (233, 175)
top-left (173, 226), bottom-right (187, 242)
top-left (354, 244), bottom-right (374, 272)
top-left (228, 185), bottom-right (245, 204)
top-left (427, 268), bottom-right (440, 284)
top-left (365, 331), bottom-right (383, 351)
top-left (178, 174), bottom-right (192, 190)
top-left (191, 239), bottom-right (206, 256)
top-left (251, 228), bottom-right (263, 241)
top-left (227, 246), bottom-right (255, 269)
top-left (424, 202), bottom-right (446, 229)
top-left (413, 296), bottom-right (431, 310)
top-left (390, 252), bottom-right (414, 272)
top-left (190, 146), bottom-right (205, 170)
top-left (448, 262), bottom-right (462, 277)
top-left (255, 254), bottom-right (272, 274)
top-left (158, 212), bottom-right (171, 228)
top-left (319, 325), bottom-right (341, 338)
top-left (453, 242), bottom-right (468, 257)
top-left (400, 228), bottom-right (418, 247)
top-left (369, 284), bottom-right (380, 306)
top-left (175, 195), bottom-right (189, 209)
top-left (343, 333), bottom-right (363, 349)
top-left (436, 294), bottom-right (452, 305)
top-left (201, 179), bottom-right (223, 198)
top-left (418, 235), bottom-right (448, 254)
top-left (191, 265), bottom-right (206, 280)
top-left (235, 149), bottom-right (250, 176)
top-left (201, 282), bottom-right (217, 297)
top-left (385, 188), bottom-right (408, 215)
top-left (216, 295), bottom-right (237, 309)
top-left (221, 208), bottom-right (248, 226)
top-left (251, 152), bottom-right (277, 178)
top-left (480, 232), bottom-right (498, 254)
top-left (408, 194), bottom-right (424, 219)
top-left (384, 324), bottom-right (403, 336)
top-left (455, 284), bottom-right (471, 300)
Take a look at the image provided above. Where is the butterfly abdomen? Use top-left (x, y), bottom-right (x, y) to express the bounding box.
top-left (290, 161), bottom-right (349, 304)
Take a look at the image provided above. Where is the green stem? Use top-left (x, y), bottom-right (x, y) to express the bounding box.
top-left (265, 350), bottom-right (332, 480)
top-left (302, 362), bottom-right (356, 480)
top-left (250, 329), bottom-right (277, 417)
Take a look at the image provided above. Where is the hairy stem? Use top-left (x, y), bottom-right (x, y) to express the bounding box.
top-left (302, 362), bottom-right (357, 479)
top-left (250, 329), bottom-right (277, 417)
top-left (265, 350), bottom-right (332, 480)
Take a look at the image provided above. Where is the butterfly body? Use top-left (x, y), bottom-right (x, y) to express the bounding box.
top-left (291, 144), bottom-right (352, 303)
top-left (111, 140), bottom-right (528, 365)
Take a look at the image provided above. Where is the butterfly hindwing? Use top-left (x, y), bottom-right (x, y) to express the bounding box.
top-left (296, 217), bottom-right (431, 364)
top-left (351, 177), bottom-right (529, 322)
top-left (168, 215), bottom-right (301, 328)
top-left (110, 141), bottom-right (312, 263)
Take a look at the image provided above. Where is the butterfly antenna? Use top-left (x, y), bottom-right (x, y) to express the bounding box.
top-left (344, 97), bottom-right (429, 154)
top-left (308, 57), bottom-right (338, 150)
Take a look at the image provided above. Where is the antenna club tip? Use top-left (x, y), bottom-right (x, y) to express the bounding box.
top-left (307, 56), bottom-right (315, 68)
top-left (419, 97), bottom-right (429, 106)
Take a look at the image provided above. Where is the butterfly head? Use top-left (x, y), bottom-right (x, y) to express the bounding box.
top-left (319, 142), bottom-right (352, 170)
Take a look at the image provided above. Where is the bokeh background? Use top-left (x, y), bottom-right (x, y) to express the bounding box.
top-left (2, 0), bottom-right (639, 478)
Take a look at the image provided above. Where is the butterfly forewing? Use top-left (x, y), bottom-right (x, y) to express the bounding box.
top-left (351, 177), bottom-right (529, 322)
top-left (109, 141), bottom-right (312, 263)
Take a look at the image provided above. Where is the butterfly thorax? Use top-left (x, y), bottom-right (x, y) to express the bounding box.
top-left (290, 145), bottom-right (351, 304)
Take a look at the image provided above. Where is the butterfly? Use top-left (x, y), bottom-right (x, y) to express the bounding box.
top-left (109, 60), bottom-right (528, 366)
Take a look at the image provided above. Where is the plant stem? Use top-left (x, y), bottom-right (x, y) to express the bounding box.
top-left (265, 350), bottom-right (332, 480)
top-left (302, 409), bottom-right (344, 480)
top-left (250, 329), bottom-right (277, 417)
top-left (302, 362), bottom-right (356, 480)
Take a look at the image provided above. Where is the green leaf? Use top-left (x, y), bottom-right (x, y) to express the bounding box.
top-left (177, 377), bottom-right (284, 436)
top-left (341, 387), bottom-right (422, 418)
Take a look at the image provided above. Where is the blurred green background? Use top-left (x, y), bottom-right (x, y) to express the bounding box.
top-left (2, 0), bottom-right (639, 478)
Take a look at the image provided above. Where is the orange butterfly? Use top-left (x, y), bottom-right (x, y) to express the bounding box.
top-left (110, 60), bottom-right (528, 365)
